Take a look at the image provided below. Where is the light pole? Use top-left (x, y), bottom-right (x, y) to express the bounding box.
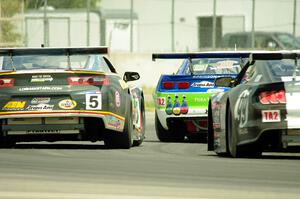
top-left (212, 0), bottom-right (216, 49)
top-left (43, 0), bottom-right (48, 46)
top-left (293, 0), bottom-right (297, 37)
top-left (86, 0), bottom-right (90, 46)
top-left (130, 0), bottom-right (133, 52)
top-left (171, 0), bottom-right (175, 52)
top-left (251, 0), bottom-right (255, 49)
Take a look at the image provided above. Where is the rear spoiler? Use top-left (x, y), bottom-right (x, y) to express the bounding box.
top-left (0, 47), bottom-right (108, 56)
top-left (249, 52), bottom-right (300, 61)
top-left (152, 52), bottom-right (252, 61)
top-left (233, 52), bottom-right (300, 85)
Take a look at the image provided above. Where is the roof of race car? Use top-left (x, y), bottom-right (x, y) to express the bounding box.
top-left (0, 47), bottom-right (108, 56)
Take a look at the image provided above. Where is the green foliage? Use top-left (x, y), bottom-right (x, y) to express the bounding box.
top-left (142, 86), bottom-right (155, 112)
top-left (0, 0), bottom-right (22, 45)
top-left (25, 0), bottom-right (100, 9)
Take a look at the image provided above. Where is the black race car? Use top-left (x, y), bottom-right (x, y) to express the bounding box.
top-left (0, 47), bottom-right (145, 149)
top-left (208, 52), bottom-right (300, 157)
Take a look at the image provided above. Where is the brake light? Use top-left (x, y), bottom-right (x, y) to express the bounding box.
top-left (0, 78), bottom-right (15, 88)
top-left (162, 81), bottom-right (174, 89)
top-left (68, 76), bottom-right (109, 86)
top-left (177, 81), bottom-right (190, 89)
top-left (259, 90), bottom-right (286, 104)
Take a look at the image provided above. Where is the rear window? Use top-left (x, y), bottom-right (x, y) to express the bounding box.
top-left (182, 58), bottom-right (242, 75)
top-left (267, 59), bottom-right (300, 80)
top-left (0, 54), bottom-right (111, 72)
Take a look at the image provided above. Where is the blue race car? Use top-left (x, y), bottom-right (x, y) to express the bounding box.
top-left (152, 52), bottom-right (251, 142)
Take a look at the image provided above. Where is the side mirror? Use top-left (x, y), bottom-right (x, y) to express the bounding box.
top-left (123, 71), bottom-right (140, 82)
top-left (214, 77), bottom-right (234, 87)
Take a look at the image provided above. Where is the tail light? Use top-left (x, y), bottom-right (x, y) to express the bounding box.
top-left (0, 78), bottom-right (15, 88)
top-left (68, 76), bottom-right (109, 86)
top-left (259, 90), bottom-right (286, 104)
top-left (177, 81), bottom-right (190, 89)
top-left (162, 81), bottom-right (174, 89)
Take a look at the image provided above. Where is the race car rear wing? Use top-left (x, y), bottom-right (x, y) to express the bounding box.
top-left (0, 47), bottom-right (108, 56)
top-left (234, 52), bottom-right (300, 85)
top-left (249, 52), bottom-right (300, 61)
top-left (152, 52), bottom-right (251, 61)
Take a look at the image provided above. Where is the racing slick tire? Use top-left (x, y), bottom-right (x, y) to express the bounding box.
top-left (155, 111), bottom-right (185, 142)
top-left (0, 136), bottom-right (15, 148)
top-left (104, 98), bottom-right (133, 149)
top-left (227, 105), bottom-right (262, 158)
top-left (132, 96), bottom-right (145, 147)
top-left (227, 106), bottom-right (240, 157)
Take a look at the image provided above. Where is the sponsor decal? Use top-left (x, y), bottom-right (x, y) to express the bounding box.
top-left (262, 110), bottom-right (280, 122)
top-left (212, 60), bottom-right (239, 69)
top-left (165, 95), bottom-right (189, 116)
top-left (207, 88), bottom-right (224, 93)
top-left (58, 99), bottom-right (77, 110)
top-left (27, 130), bottom-right (61, 134)
top-left (157, 97), bottom-right (166, 106)
top-left (86, 93), bottom-right (102, 110)
top-left (107, 115), bottom-right (122, 130)
top-left (165, 95), bottom-right (173, 115)
top-left (26, 104), bottom-right (54, 111)
top-left (234, 90), bottom-right (250, 128)
top-left (191, 81), bottom-right (214, 88)
top-left (115, 91), bottom-right (121, 107)
top-left (180, 95), bottom-right (188, 114)
top-left (2, 101), bottom-right (26, 110)
top-left (31, 75), bottom-right (53, 83)
top-left (85, 91), bottom-right (101, 94)
top-left (19, 87), bottom-right (63, 92)
top-left (31, 97), bottom-right (51, 104)
top-left (194, 97), bottom-right (209, 103)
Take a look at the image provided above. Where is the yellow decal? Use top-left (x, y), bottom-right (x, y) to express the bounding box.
top-left (58, 99), bottom-right (77, 110)
top-left (3, 101), bottom-right (26, 109)
top-left (118, 79), bottom-right (128, 89)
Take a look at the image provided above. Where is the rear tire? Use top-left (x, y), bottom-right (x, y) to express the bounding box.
top-left (155, 111), bottom-right (185, 142)
top-left (104, 98), bottom-right (133, 149)
top-left (0, 137), bottom-right (15, 148)
top-left (227, 106), bottom-right (262, 158)
top-left (227, 106), bottom-right (239, 157)
top-left (132, 96), bottom-right (145, 147)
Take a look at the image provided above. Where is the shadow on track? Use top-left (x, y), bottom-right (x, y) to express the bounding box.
top-left (205, 153), bottom-right (300, 160)
top-left (12, 143), bottom-right (108, 150)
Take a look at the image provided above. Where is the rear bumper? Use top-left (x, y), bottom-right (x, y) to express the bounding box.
top-left (0, 110), bottom-right (125, 132)
top-left (156, 108), bottom-right (207, 130)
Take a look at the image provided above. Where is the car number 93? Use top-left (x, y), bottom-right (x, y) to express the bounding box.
top-left (86, 93), bottom-right (102, 110)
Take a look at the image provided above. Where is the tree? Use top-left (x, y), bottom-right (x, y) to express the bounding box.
top-left (25, 0), bottom-right (100, 9)
top-left (0, 0), bottom-right (22, 46)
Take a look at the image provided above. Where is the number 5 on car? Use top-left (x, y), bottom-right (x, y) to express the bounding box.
top-left (86, 93), bottom-right (102, 110)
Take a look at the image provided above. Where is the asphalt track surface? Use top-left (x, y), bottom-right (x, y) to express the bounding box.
top-left (0, 112), bottom-right (300, 199)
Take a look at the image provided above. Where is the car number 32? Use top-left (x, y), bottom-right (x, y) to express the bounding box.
top-left (86, 94), bottom-right (102, 110)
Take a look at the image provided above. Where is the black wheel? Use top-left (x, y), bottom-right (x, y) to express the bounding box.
top-left (227, 106), bottom-right (262, 158)
top-left (132, 96), bottom-right (145, 147)
top-left (0, 137), bottom-right (15, 148)
top-left (104, 98), bottom-right (133, 149)
top-left (227, 106), bottom-right (239, 158)
top-left (155, 111), bottom-right (185, 142)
